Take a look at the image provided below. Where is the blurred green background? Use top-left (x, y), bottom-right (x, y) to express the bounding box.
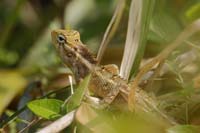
top-left (1, 0), bottom-right (200, 132)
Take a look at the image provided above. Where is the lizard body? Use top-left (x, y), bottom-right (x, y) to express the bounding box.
top-left (51, 29), bottom-right (177, 124)
top-left (51, 29), bottom-right (129, 105)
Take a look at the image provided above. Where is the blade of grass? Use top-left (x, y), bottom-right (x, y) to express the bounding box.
top-left (66, 74), bottom-right (91, 112)
top-left (97, 0), bottom-right (125, 63)
top-left (119, 0), bottom-right (155, 80)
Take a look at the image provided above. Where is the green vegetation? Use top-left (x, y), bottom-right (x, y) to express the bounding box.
top-left (1, 0), bottom-right (200, 132)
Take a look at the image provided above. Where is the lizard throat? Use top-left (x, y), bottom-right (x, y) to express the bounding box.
top-left (62, 43), bottom-right (94, 71)
top-left (58, 42), bottom-right (94, 82)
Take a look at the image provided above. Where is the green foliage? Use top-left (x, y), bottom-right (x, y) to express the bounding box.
top-left (0, 49), bottom-right (19, 66)
top-left (167, 125), bottom-right (200, 133)
top-left (149, 0), bottom-right (182, 44)
top-left (27, 75), bottom-right (90, 119)
top-left (1, 0), bottom-right (200, 132)
top-left (27, 99), bottom-right (64, 120)
top-left (66, 74), bottom-right (91, 112)
top-left (186, 3), bottom-right (200, 22)
top-left (77, 106), bottom-right (169, 133)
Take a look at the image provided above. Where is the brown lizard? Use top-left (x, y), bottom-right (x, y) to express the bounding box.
top-left (51, 29), bottom-right (129, 106)
top-left (51, 29), bottom-right (177, 125)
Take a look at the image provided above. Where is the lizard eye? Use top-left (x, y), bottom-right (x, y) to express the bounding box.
top-left (57, 34), bottom-right (66, 43)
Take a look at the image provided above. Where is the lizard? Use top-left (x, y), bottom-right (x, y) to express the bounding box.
top-left (51, 29), bottom-right (178, 125)
top-left (51, 29), bottom-right (129, 106)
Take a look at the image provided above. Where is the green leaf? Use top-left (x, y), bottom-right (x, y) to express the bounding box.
top-left (167, 125), bottom-right (200, 133)
top-left (186, 3), bottom-right (200, 22)
top-left (27, 99), bottom-right (64, 120)
top-left (66, 74), bottom-right (91, 112)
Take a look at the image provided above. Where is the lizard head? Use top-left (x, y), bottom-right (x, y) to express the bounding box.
top-left (51, 29), bottom-right (97, 82)
top-left (51, 29), bottom-right (82, 50)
